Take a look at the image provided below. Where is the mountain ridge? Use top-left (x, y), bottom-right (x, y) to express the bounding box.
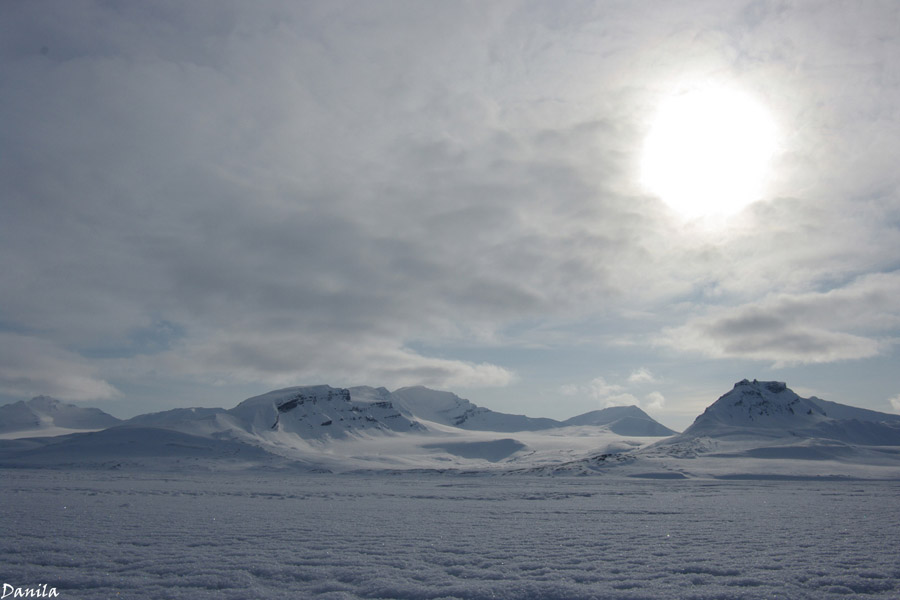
top-left (391, 386), bottom-right (676, 435)
top-left (3, 380), bottom-right (900, 478)
top-left (1, 385), bottom-right (675, 438)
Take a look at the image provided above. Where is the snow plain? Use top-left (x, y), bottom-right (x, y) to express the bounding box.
top-left (3, 469), bottom-right (899, 600)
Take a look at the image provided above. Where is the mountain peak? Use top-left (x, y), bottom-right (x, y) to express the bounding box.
top-left (669, 379), bottom-right (900, 447)
top-left (562, 405), bottom-right (677, 436)
top-left (28, 395), bottom-right (63, 409)
top-left (688, 380), bottom-right (826, 434)
top-left (734, 379), bottom-right (787, 394)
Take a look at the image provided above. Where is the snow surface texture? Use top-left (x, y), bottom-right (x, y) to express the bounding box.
top-left (2, 469), bottom-right (899, 600)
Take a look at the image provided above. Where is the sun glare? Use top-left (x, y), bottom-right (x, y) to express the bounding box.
top-left (641, 85), bottom-right (777, 220)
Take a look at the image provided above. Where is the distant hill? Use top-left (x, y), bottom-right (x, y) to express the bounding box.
top-left (391, 386), bottom-right (560, 432)
top-left (0, 396), bottom-right (121, 436)
top-left (562, 405), bottom-right (677, 436)
top-left (392, 386), bottom-right (675, 435)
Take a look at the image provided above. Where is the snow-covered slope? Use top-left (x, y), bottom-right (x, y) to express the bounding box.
top-left (117, 406), bottom-right (240, 440)
top-left (391, 386), bottom-right (559, 431)
top-left (808, 395), bottom-right (900, 423)
top-left (0, 396), bottom-right (121, 437)
top-left (562, 405), bottom-right (677, 436)
top-left (0, 426), bottom-right (280, 470)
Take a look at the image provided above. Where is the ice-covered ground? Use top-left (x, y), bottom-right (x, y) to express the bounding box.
top-left (2, 470), bottom-right (899, 599)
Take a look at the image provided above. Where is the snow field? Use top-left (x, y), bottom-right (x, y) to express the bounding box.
top-left (2, 470), bottom-right (899, 599)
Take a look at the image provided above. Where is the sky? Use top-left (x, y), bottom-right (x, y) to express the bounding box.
top-left (2, 1), bottom-right (899, 430)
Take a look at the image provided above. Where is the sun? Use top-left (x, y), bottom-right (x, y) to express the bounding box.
top-left (641, 85), bottom-right (777, 220)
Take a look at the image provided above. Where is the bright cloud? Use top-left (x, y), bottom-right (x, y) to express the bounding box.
top-left (890, 395), bottom-right (900, 414)
top-left (561, 376), bottom-right (668, 411)
top-left (646, 391), bottom-right (666, 412)
top-left (628, 368), bottom-right (657, 384)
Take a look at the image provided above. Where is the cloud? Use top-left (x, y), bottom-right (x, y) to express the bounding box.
top-left (645, 391), bottom-right (666, 411)
top-left (0, 1), bottom-right (655, 399)
top-left (628, 367), bottom-right (657, 384)
top-left (890, 395), bottom-right (900, 414)
top-left (586, 377), bottom-right (625, 400)
top-left (659, 271), bottom-right (900, 366)
top-left (561, 376), bottom-right (670, 410)
top-left (0, 334), bottom-right (119, 401)
top-left (560, 377), bottom-right (629, 407)
top-left (157, 330), bottom-right (516, 390)
top-left (560, 377), bottom-right (668, 412)
top-left (1, 1), bottom-right (900, 413)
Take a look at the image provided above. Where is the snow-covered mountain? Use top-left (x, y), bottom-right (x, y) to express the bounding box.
top-left (229, 385), bottom-right (426, 438)
top-left (561, 405), bottom-right (677, 436)
top-left (675, 379), bottom-right (900, 444)
top-left (4, 380), bottom-right (900, 478)
top-left (391, 386), bottom-right (676, 435)
top-left (0, 386), bottom-right (400, 471)
top-left (0, 385), bottom-right (669, 472)
top-left (531, 379), bottom-right (900, 479)
top-left (112, 385), bottom-right (426, 441)
top-left (391, 386), bottom-right (559, 431)
top-left (624, 379), bottom-right (900, 478)
top-left (0, 396), bottom-right (121, 437)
